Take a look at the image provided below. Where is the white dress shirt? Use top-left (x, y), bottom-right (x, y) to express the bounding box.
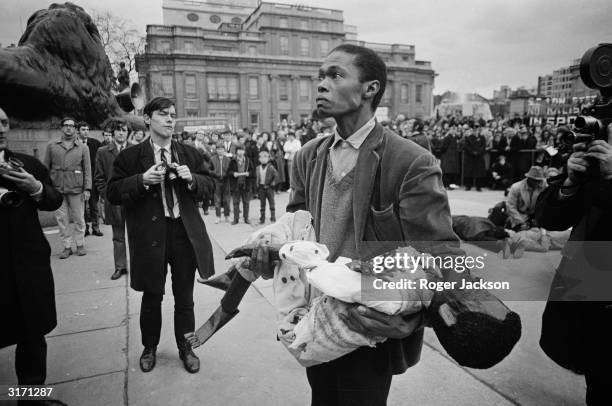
top-left (329, 116), bottom-right (376, 179)
top-left (151, 141), bottom-right (180, 218)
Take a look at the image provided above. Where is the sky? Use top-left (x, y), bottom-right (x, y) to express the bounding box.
top-left (1, 0), bottom-right (611, 98)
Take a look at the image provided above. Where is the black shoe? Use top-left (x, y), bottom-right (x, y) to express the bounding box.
top-left (111, 269), bottom-right (127, 280)
top-left (179, 343), bottom-right (200, 373)
top-left (259, 218), bottom-right (265, 225)
top-left (231, 220), bottom-right (239, 225)
top-left (270, 217), bottom-right (276, 223)
top-left (465, 187), bottom-right (471, 191)
top-left (92, 227), bottom-right (104, 236)
top-left (476, 187), bottom-right (482, 192)
top-left (244, 219), bottom-right (250, 224)
top-left (197, 267), bottom-right (237, 291)
top-left (139, 346), bottom-right (157, 372)
top-left (85, 226), bottom-right (90, 236)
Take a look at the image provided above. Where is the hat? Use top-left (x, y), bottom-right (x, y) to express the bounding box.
top-left (524, 166), bottom-right (546, 181)
top-left (546, 167), bottom-right (560, 178)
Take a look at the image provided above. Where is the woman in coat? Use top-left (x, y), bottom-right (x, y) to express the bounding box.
top-left (463, 128), bottom-right (487, 191)
top-left (439, 129), bottom-right (459, 188)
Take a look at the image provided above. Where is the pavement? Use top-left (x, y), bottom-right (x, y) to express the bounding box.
top-left (0, 189), bottom-right (586, 406)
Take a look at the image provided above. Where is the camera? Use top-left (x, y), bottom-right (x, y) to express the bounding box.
top-left (0, 156), bottom-right (25, 175)
top-left (560, 44), bottom-right (612, 147)
top-left (0, 187), bottom-right (24, 207)
top-left (156, 161), bottom-right (180, 182)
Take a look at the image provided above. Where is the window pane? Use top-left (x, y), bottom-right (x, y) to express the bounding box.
top-left (320, 21), bottom-right (328, 31)
top-left (416, 84), bottom-right (423, 103)
top-left (249, 77), bottom-right (259, 99)
top-left (184, 41), bottom-right (193, 53)
top-left (218, 77), bottom-right (227, 99)
top-left (280, 36), bottom-right (289, 55)
top-left (207, 77), bottom-right (217, 99)
top-left (185, 74), bottom-right (197, 98)
top-left (299, 79), bottom-right (309, 101)
top-left (400, 84), bottom-right (409, 103)
top-left (320, 39), bottom-right (329, 56)
top-left (279, 17), bottom-right (287, 28)
top-left (279, 78), bottom-right (289, 101)
top-left (248, 46), bottom-right (256, 55)
top-left (300, 20), bottom-right (308, 29)
top-left (228, 77), bottom-right (238, 100)
top-left (300, 38), bottom-right (309, 56)
top-left (162, 74), bottom-right (174, 97)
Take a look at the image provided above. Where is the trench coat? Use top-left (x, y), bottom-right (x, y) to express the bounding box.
top-left (94, 142), bottom-right (124, 225)
top-left (106, 140), bottom-right (216, 294)
top-left (440, 134), bottom-right (459, 175)
top-left (287, 123), bottom-right (462, 375)
top-left (1, 150), bottom-right (63, 347)
top-left (463, 134), bottom-right (486, 178)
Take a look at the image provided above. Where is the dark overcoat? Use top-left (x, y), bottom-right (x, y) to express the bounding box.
top-left (440, 134), bottom-right (459, 175)
top-left (463, 134), bottom-right (486, 178)
top-left (288, 123), bottom-right (462, 375)
top-left (1, 150), bottom-right (63, 348)
top-left (94, 142), bottom-right (124, 225)
top-left (536, 175), bottom-right (612, 374)
top-left (106, 141), bottom-right (216, 294)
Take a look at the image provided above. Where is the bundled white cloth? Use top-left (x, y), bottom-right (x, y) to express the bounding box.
top-left (235, 211), bottom-right (433, 366)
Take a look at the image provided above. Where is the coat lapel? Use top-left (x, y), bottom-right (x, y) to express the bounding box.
top-left (311, 136), bottom-right (334, 239)
top-left (353, 124), bottom-right (385, 249)
top-left (138, 140), bottom-right (155, 172)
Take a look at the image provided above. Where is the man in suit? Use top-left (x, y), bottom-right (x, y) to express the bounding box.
top-left (78, 121), bottom-right (103, 237)
top-left (228, 144), bottom-right (253, 224)
top-left (107, 97), bottom-right (215, 374)
top-left (95, 119), bottom-right (129, 280)
top-left (275, 44), bottom-right (459, 404)
top-left (221, 126), bottom-right (237, 157)
top-left (0, 107), bottom-right (64, 397)
top-left (210, 143), bottom-right (231, 223)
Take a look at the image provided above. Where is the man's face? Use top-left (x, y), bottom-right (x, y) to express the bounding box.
top-left (195, 131), bottom-right (205, 142)
top-left (316, 51), bottom-right (367, 118)
top-left (145, 105), bottom-right (176, 139)
top-left (103, 132), bottom-right (113, 143)
top-left (526, 178), bottom-right (540, 189)
top-left (113, 126), bottom-right (128, 144)
top-left (0, 108), bottom-right (9, 150)
top-left (223, 133), bottom-right (232, 143)
top-left (62, 119), bottom-right (76, 138)
top-left (259, 152), bottom-right (269, 164)
top-left (133, 130), bottom-right (145, 142)
top-left (78, 126), bottom-right (89, 139)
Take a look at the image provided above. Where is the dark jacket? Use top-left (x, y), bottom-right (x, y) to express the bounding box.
top-left (106, 141), bottom-right (216, 294)
top-left (288, 123), bottom-right (461, 375)
top-left (463, 134), bottom-right (487, 178)
top-left (210, 153), bottom-right (231, 181)
top-left (83, 137), bottom-right (101, 178)
top-left (1, 150), bottom-right (63, 347)
top-left (94, 142), bottom-right (125, 226)
top-left (228, 156), bottom-right (254, 192)
top-left (439, 134), bottom-right (459, 175)
top-left (536, 175), bottom-right (612, 374)
top-left (256, 164), bottom-right (279, 187)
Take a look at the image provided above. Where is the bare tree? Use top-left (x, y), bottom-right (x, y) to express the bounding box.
top-left (92, 11), bottom-right (145, 81)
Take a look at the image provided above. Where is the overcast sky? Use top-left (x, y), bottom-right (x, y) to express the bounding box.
top-left (1, 0), bottom-right (611, 97)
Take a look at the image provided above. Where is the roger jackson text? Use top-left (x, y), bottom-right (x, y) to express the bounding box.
top-left (372, 278), bottom-right (511, 292)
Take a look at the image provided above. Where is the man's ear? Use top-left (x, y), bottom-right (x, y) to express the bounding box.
top-left (363, 80), bottom-right (381, 103)
top-left (143, 114), bottom-right (151, 126)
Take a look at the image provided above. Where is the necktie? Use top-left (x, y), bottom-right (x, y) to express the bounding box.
top-left (218, 156), bottom-right (223, 177)
top-left (160, 148), bottom-right (176, 218)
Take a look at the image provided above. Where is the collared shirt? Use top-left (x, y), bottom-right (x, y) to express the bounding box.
top-left (329, 116), bottom-right (376, 179)
top-left (259, 165), bottom-right (268, 185)
top-left (43, 138), bottom-right (91, 194)
top-left (151, 141), bottom-right (180, 218)
top-left (115, 142), bottom-right (126, 154)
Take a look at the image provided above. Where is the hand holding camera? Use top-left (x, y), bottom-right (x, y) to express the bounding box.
top-left (1, 158), bottom-right (41, 195)
top-left (142, 164), bottom-right (165, 185)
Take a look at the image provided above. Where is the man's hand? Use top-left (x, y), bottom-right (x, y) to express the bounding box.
top-left (339, 305), bottom-right (425, 339)
top-left (142, 164), bottom-right (164, 185)
top-left (585, 140), bottom-right (612, 180)
top-left (176, 165), bottom-right (193, 184)
top-left (566, 145), bottom-right (589, 185)
top-left (250, 239), bottom-right (281, 280)
top-left (83, 190), bottom-right (90, 201)
top-left (1, 167), bottom-right (41, 194)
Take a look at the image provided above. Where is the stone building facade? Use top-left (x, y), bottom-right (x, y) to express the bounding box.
top-left (136, 1), bottom-right (436, 131)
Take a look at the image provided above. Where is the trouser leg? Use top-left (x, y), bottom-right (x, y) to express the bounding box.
top-left (67, 193), bottom-right (86, 246)
top-left (112, 216), bottom-right (127, 270)
top-left (242, 186), bottom-right (250, 221)
top-left (55, 196), bottom-right (72, 249)
top-left (222, 182), bottom-right (231, 217)
top-left (140, 292), bottom-right (163, 347)
top-left (214, 181), bottom-right (223, 217)
top-left (267, 188), bottom-right (275, 219)
top-left (232, 190), bottom-right (240, 221)
top-left (89, 190), bottom-right (100, 228)
top-left (15, 334), bottom-right (47, 385)
top-left (258, 187), bottom-right (266, 219)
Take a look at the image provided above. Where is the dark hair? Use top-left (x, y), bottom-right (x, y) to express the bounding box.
top-left (143, 97), bottom-right (175, 118)
top-left (76, 121), bottom-right (89, 129)
top-left (330, 44), bottom-right (387, 110)
top-left (119, 62), bottom-right (125, 68)
top-left (235, 144), bottom-right (245, 151)
top-left (60, 116), bottom-right (76, 126)
top-left (106, 119), bottom-right (129, 133)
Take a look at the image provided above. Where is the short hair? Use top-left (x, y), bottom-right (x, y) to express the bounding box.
top-left (235, 144), bottom-right (245, 151)
top-left (329, 44), bottom-right (387, 110)
top-left (259, 150), bottom-right (270, 157)
top-left (143, 97), bottom-right (175, 118)
top-left (119, 62), bottom-right (125, 68)
top-left (60, 116), bottom-right (76, 126)
top-left (106, 119), bottom-right (129, 133)
top-left (215, 142), bottom-right (225, 150)
top-left (76, 121), bottom-right (89, 130)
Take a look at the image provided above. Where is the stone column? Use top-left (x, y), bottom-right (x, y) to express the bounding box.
top-left (260, 73), bottom-right (271, 132)
top-left (239, 73), bottom-right (248, 129)
top-left (270, 75), bottom-right (279, 129)
top-left (291, 75), bottom-right (299, 123)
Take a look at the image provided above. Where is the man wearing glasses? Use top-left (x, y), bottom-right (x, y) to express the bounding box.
top-left (44, 117), bottom-right (92, 258)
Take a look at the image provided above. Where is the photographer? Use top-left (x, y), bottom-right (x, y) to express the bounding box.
top-left (0, 107), bottom-right (64, 390)
top-left (535, 126), bottom-right (612, 405)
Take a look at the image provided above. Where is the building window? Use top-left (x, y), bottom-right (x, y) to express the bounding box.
top-left (300, 38), bottom-right (310, 56)
top-left (400, 84), bottom-right (409, 103)
top-left (320, 21), bottom-right (328, 31)
top-left (231, 17), bottom-right (242, 24)
top-left (184, 41), bottom-right (194, 54)
top-left (187, 111), bottom-right (199, 118)
top-left (280, 36), bottom-right (289, 55)
top-left (279, 78), bottom-right (289, 101)
top-left (299, 79), bottom-right (310, 101)
top-left (279, 17), bottom-right (288, 28)
top-left (248, 45), bottom-right (257, 55)
top-left (248, 77), bottom-right (259, 99)
top-left (207, 75), bottom-right (239, 100)
top-left (210, 15), bottom-right (221, 24)
top-left (187, 13), bottom-right (199, 22)
top-left (185, 74), bottom-right (197, 98)
top-left (160, 40), bottom-right (171, 53)
top-left (250, 112), bottom-right (259, 128)
top-left (381, 85), bottom-right (391, 105)
top-left (416, 84), bottom-right (423, 103)
top-left (161, 74), bottom-right (174, 97)
top-left (320, 39), bottom-right (329, 56)
top-left (300, 20), bottom-right (308, 29)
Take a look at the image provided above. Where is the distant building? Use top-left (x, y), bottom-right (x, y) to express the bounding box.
top-left (537, 59), bottom-right (598, 99)
top-left (136, 0), bottom-right (436, 131)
